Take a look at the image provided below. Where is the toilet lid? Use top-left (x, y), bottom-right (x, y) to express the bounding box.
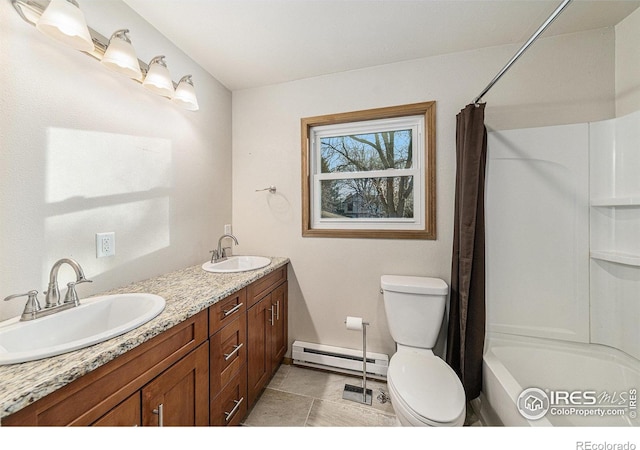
top-left (388, 352), bottom-right (466, 424)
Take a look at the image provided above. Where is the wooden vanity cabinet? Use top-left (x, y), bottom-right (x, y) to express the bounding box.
top-left (3, 263), bottom-right (289, 427)
top-left (247, 265), bottom-right (288, 409)
top-left (3, 310), bottom-right (209, 426)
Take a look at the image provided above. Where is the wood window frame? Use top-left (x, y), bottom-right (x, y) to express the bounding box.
top-left (301, 101), bottom-right (436, 239)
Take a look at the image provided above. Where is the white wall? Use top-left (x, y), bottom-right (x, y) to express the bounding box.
top-left (0, 1), bottom-right (232, 321)
top-left (232, 28), bottom-right (616, 358)
top-left (615, 6), bottom-right (640, 116)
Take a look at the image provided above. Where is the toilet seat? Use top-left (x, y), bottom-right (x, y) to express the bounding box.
top-left (387, 351), bottom-right (466, 426)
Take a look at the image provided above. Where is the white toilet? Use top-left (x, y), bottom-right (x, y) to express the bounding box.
top-left (381, 275), bottom-right (466, 427)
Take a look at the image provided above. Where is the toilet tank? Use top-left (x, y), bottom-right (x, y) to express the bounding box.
top-left (381, 275), bottom-right (449, 349)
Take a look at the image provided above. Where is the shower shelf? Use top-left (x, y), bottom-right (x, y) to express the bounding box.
top-left (590, 251), bottom-right (640, 267)
top-left (591, 197), bottom-right (640, 207)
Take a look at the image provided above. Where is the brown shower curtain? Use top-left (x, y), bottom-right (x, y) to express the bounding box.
top-left (446, 103), bottom-right (487, 401)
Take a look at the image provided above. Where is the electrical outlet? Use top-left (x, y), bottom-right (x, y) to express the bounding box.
top-left (96, 232), bottom-right (115, 258)
top-left (224, 224), bottom-right (232, 234)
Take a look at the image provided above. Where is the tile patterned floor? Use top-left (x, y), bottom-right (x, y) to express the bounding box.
top-left (242, 364), bottom-right (398, 427)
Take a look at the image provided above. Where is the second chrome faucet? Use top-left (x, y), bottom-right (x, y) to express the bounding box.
top-left (210, 234), bottom-right (239, 263)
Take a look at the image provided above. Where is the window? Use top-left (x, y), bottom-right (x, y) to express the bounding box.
top-left (302, 102), bottom-right (436, 239)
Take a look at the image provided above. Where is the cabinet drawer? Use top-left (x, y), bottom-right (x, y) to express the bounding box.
top-left (210, 314), bottom-right (247, 395)
top-left (247, 265), bottom-right (287, 308)
top-left (209, 289), bottom-right (246, 336)
top-left (4, 310), bottom-right (208, 426)
top-left (210, 367), bottom-right (247, 426)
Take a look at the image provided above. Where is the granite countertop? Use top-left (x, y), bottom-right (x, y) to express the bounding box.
top-left (0, 256), bottom-right (289, 422)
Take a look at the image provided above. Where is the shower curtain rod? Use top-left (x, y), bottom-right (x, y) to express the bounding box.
top-left (473, 0), bottom-right (573, 105)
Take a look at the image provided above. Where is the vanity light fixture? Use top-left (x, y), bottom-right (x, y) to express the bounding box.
top-left (172, 75), bottom-right (199, 111)
top-left (143, 56), bottom-right (174, 98)
top-left (35, 0), bottom-right (93, 52)
top-left (101, 29), bottom-right (143, 81)
top-left (10, 0), bottom-right (200, 112)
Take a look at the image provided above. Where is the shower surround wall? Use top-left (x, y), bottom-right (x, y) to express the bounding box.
top-left (486, 109), bottom-right (640, 362)
top-left (485, 124), bottom-right (590, 343)
top-left (590, 110), bottom-right (640, 360)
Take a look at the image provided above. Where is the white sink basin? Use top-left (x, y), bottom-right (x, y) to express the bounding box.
top-left (0, 293), bottom-right (165, 365)
top-left (202, 256), bottom-right (271, 273)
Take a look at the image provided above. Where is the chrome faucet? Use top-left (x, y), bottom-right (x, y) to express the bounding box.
top-left (3, 258), bottom-right (92, 321)
top-left (210, 234), bottom-right (239, 263)
top-left (45, 258), bottom-right (92, 308)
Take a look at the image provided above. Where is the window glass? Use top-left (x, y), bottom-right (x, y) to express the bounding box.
top-left (320, 129), bottom-right (413, 173)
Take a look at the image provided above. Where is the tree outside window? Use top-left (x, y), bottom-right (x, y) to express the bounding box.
top-left (320, 130), bottom-right (414, 219)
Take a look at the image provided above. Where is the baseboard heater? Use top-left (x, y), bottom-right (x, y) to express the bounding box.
top-left (292, 340), bottom-right (388, 380)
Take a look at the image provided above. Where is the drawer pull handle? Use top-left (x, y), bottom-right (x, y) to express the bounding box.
top-left (152, 403), bottom-right (164, 427)
top-left (275, 300), bottom-right (280, 321)
top-left (223, 302), bottom-right (243, 317)
top-left (224, 397), bottom-right (244, 422)
top-left (268, 306), bottom-right (274, 326)
top-left (223, 343), bottom-right (244, 361)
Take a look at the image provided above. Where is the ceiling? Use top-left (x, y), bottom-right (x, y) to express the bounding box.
top-left (123, 0), bottom-right (640, 91)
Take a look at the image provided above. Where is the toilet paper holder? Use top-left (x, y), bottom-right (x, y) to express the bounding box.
top-left (343, 316), bottom-right (373, 406)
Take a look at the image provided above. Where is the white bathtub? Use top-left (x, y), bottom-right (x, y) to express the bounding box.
top-left (479, 333), bottom-right (640, 426)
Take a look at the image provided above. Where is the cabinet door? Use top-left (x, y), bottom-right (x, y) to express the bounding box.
top-left (142, 342), bottom-right (209, 426)
top-left (247, 293), bottom-right (272, 407)
top-left (91, 392), bottom-right (141, 426)
top-left (270, 281), bottom-right (288, 375)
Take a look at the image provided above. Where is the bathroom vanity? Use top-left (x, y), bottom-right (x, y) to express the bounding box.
top-left (0, 257), bottom-right (289, 426)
